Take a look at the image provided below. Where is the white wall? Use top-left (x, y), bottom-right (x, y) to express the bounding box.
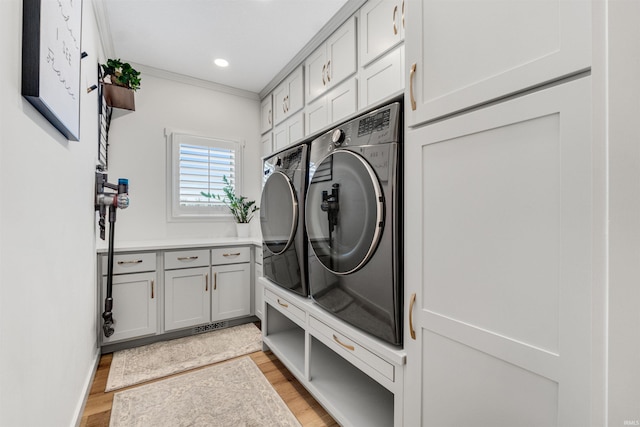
top-left (103, 74), bottom-right (262, 243)
top-left (0, 1), bottom-right (103, 426)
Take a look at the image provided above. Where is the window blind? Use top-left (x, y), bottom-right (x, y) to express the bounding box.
top-left (178, 143), bottom-right (236, 207)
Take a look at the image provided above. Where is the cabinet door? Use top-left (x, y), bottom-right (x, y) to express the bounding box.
top-left (287, 112), bottom-right (304, 146)
top-left (254, 264), bottom-right (264, 320)
top-left (306, 44), bottom-right (328, 104)
top-left (360, 0), bottom-right (404, 66)
top-left (405, 0), bottom-right (590, 126)
top-left (274, 67), bottom-right (304, 125)
top-left (326, 16), bottom-right (357, 91)
top-left (260, 95), bottom-right (273, 134)
top-left (211, 263), bottom-right (251, 321)
top-left (404, 78), bottom-right (592, 426)
top-left (360, 46), bottom-right (404, 110)
top-left (306, 96), bottom-right (329, 136)
top-left (261, 132), bottom-right (273, 157)
top-left (327, 78), bottom-right (357, 126)
top-left (101, 272), bottom-right (157, 343)
top-left (164, 267), bottom-right (210, 331)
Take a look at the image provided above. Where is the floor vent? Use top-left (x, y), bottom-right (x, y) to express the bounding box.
top-left (193, 321), bottom-right (228, 334)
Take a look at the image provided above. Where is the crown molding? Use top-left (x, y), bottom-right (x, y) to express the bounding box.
top-left (131, 63), bottom-right (260, 100)
top-left (258, 0), bottom-right (367, 99)
top-left (91, 0), bottom-right (115, 59)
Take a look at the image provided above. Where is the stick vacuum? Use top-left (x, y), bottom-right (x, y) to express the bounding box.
top-left (95, 167), bottom-right (129, 337)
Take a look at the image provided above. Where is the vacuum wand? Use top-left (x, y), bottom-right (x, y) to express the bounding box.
top-left (95, 168), bottom-right (129, 337)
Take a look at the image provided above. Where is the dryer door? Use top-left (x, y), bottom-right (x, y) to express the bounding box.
top-left (260, 171), bottom-right (298, 255)
top-left (306, 150), bottom-right (385, 275)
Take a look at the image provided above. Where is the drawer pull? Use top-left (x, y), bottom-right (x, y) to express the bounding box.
top-left (151, 280), bottom-right (155, 299)
top-left (177, 256), bottom-right (198, 261)
top-left (333, 334), bottom-right (355, 351)
top-left (117, 259), bottom-right (143, 265)
top-left (223, 252), bottom-right (241, 257)
top-left (277, 298), bottom-right (288, 308)
top-left (409, 293), bottom-right (417, 340)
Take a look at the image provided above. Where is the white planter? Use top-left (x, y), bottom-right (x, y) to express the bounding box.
top-left (235, 223), bottom-right (251, 238)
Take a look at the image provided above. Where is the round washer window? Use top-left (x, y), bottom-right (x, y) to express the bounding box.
top-left (260, 171), bottom-right (298, 255)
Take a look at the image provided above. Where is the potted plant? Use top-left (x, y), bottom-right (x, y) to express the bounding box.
top-left (100, 59), bottom-right (141, 111)
top-left (201, 175), bottom-right (259, 237)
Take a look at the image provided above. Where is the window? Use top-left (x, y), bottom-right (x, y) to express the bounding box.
top-left (169, 132), bottom-right (243, 220)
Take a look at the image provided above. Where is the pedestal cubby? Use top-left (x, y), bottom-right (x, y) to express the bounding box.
top-left (261, 278), bottom-right (405, 427)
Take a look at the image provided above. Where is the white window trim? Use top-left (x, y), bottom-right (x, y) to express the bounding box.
top-left (166, 130), bottom-right (245, 222)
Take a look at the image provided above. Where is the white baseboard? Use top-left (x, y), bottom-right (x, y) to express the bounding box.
top-left (72, 348), bottom-right (101, 427)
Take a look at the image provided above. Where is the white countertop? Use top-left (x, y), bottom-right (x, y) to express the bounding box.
top-left (96, 237), bottom-right (262, 253)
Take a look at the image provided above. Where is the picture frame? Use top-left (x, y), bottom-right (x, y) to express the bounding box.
top-left (21, 0), bottom-right (83, 141)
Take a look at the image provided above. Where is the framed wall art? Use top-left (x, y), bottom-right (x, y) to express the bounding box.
top-left (22, 0), bottom-right (83, 141)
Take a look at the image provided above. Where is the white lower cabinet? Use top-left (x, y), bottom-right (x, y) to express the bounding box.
top-left (262, 279), bottom-right (405, 427)
top-left (403, 77), bottom-right (592, 426)
top-left (164, 267), bottom-right (210, 331)
top-left (211, 263), bottom-right (251, 321)
top-left (101, 271), bottom-right (157, 343)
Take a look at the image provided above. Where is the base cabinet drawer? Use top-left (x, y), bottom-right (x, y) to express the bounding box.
top-left (265, 288), bottom-right (306, 325)
top-left (309, 316), bottom-right (395, 383)
top-left (102, 252), bottom-right (156, 275)
top-left (164, 249), bottom-right (209, 270)
top-left (211, 247), bottom-right (250, 265)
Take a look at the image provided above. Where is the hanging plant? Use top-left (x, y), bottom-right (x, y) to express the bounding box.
top-left (101, 58), bottom-right (141, 91)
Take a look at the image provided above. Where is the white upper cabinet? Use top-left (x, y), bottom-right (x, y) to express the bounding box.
top-left (306, 16), bottom-right (357, 104)
top-left (405, 0), bottom-right (591, 127)
top-left (359, 45), bottom-right (404, 110)
top-left (306, 78), bottom-right (358, 136)
top-left (273, 112), bottom-right (304, 152)
top-left (360, 0), bottom-right (405, 67)
top-left (260, 95), bottom-right (273, 134)
top-left (273, 66), bottom-right (304, 126)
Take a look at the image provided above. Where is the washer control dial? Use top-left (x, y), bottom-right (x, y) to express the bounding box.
top-left (331, 129), bottom-right (346, 146)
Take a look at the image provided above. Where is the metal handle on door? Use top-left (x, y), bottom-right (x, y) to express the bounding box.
top-left (326, 60), bottom-right (331, 82)
top-left (177, 256), bottom-right (198, 261)
top-left (214, 272), bottom-right (217, 290)
top-left (409, 63), bottom-right (417, 111)
top-left (322, 63), bottom-right (326, 85)
top-left (205, 273), bottom-right (208, 291)
top-left (393, 5), bottom-right (398, 35)
top-left (402, 0), bottom-right (405, 29)
top-left (151, 280), bottom-right (155, 299)
top-left (409, 293), bottom-right (416, 340)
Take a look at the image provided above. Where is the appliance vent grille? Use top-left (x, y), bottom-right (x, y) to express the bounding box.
top-left (193, 321), bottom-right (228, 334)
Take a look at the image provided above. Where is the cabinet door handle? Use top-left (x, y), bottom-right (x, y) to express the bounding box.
top-left (409, 63), bottom-right (417, 111)
top-left (283, 97), bottom-right (287, 113)
top-left (117, 259), bottom-right (143, 265)
top-left (223, 252), bottom-right (241, 257)
top-left (326, 60), bottom-right (331, 82)
top-left (205, 273), bottom-right (208, 291)
top-left (402, 0), bottom-right (405, 29)
top-left (277, 298), bottom-right (288, 308)
top-left (333, 334), bottom-right (355, 351)
top-left (393, 5), bottom-right (398, 35)
top-left (268, 109), bottom-right (272, 124)
top-left (214, 272), bottom-right (217, 290)
top-left (151, 280), bottom-right (155, 299)
top-left (322, 63), bottom-right (326, 85)
top-left (177, 256), bottom-right (198, 261)
top-left (409, 292), bottom-right (417, 340)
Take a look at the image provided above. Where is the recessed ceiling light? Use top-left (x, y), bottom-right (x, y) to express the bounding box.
top-left (214, 58), bottom-right (229, 68)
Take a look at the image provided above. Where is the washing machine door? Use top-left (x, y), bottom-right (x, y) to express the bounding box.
top-left (260, 171), bottom-right (298, 255)
top-left (306, 150), bottom-right (384, 275)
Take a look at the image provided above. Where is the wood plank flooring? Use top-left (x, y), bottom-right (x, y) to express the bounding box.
top-left (80, 349), bottom-right (338, 427)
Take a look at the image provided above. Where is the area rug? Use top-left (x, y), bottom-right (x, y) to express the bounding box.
top-left (106, 323), bottom-right (262, 391)
top-left (109, 356), bottom-right (301, 427)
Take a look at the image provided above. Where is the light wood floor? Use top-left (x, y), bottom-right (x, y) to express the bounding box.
top-left (80, 350), bottom-right (338, 426)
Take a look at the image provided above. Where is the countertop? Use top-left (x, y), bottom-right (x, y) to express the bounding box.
top-left (96, 237), bottom-right (262, 254)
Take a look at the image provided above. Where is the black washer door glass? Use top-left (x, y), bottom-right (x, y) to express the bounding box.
top-left (306, 150), bottom-right (383, 274)
top-left (260, 171), bottom-right (298, 255)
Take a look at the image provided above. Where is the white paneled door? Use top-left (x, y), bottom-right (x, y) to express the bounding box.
top-left (404, 76), bottom-right (592, 426)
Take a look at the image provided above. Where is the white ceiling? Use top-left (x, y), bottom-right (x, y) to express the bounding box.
top-left (96, 0), bottom-right (351, 95)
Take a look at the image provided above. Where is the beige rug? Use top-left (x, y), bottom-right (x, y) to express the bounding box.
top-left (109, 356), bottom-right (301, 427)
top-left (106, 323), bottom-right (262, 391)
